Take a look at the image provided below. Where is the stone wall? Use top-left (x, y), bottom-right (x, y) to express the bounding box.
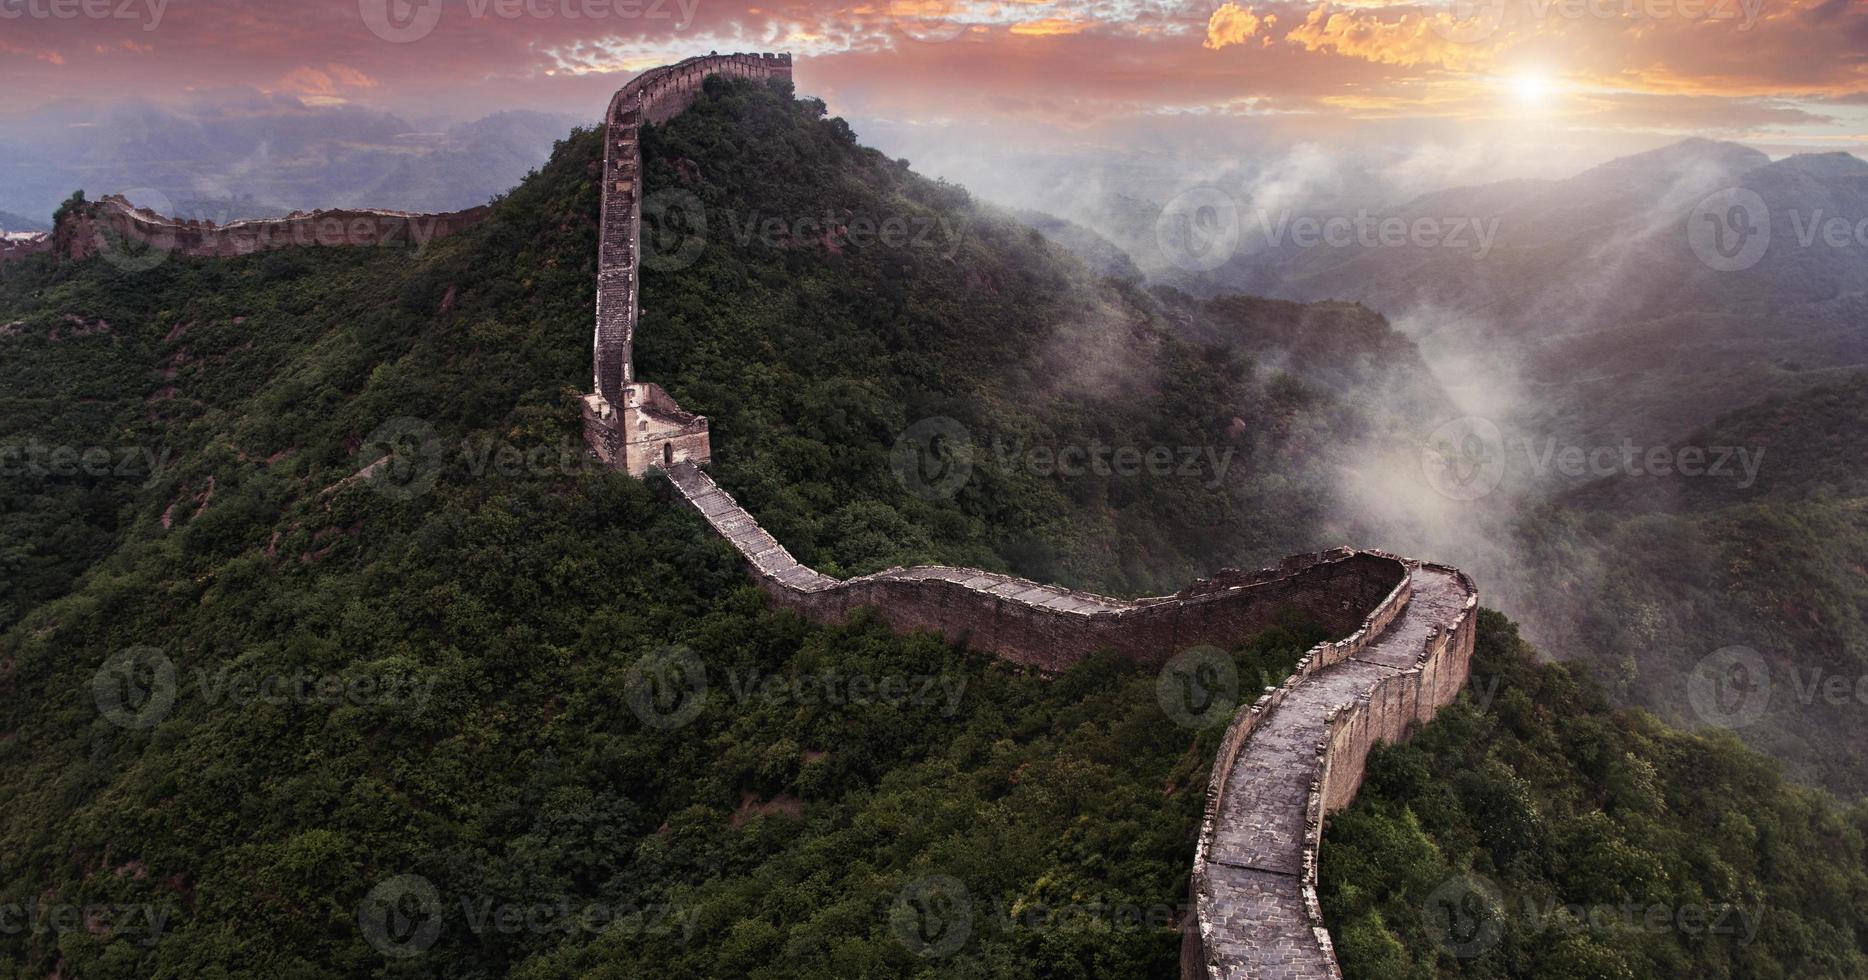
top-left (586, 51), bottom-right (790, 475)
top-left (761, 551), bottom-right (1403, 671)
top-left (593, 52), bottom-right (793, 402)
top-left (0, 234), bottom-right (50, 264)
top-left (55, 196), bottom-right (489, 261)
top-left (1185, 564), bottom-right (1479, 980)
top-left (609, 54), bottom-right (1481, 980)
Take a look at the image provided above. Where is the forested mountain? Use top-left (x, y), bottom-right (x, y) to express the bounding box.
top-left (2, 76), bottom-right (1863, 977)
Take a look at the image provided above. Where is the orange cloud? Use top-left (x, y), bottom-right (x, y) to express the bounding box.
top-left (1010, 17), bottom-right (1090, 36)
top-left (276, 64), bottom-right (379, 105)
top-left (1284, 4), bottom-right (1495, 72)
top-left (1205, 3), bottom-right (1276, 51)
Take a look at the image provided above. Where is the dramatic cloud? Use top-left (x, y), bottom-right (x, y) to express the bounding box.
top-left (0, 0), bottom-right (1863, 191)
top-left (1204, 2), bottom-right (1274, 50)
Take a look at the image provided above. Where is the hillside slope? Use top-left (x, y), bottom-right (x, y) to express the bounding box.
top-left (2, 77), bottom-right (1863, 978)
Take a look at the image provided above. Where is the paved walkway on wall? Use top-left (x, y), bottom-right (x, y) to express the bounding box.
top-left (667, 461), bottom-right (1135, 612)
top-left (1199, 566), bottom-right (1471, 979)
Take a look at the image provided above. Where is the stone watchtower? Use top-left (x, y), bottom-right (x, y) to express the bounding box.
top-left (582, 53), bottom-right (794, 476)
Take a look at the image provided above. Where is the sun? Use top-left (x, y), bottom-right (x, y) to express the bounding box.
top-left (1509, 71), bottom-right (1554, 106)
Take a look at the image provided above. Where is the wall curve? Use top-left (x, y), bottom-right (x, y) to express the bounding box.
top-left (23, 50), bottom-right (1489, 979)
top-left (605, 56), bottom-right (1484, 979)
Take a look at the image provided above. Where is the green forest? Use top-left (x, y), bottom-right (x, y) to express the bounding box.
top-left (2, 76), bottom-right (1864, 977)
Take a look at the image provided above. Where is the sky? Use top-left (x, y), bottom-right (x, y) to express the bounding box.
top-left (3, 0), bottom-right (1867, 196)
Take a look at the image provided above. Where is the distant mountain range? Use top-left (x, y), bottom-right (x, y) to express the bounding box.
top-left (0, 211), bottom-right (48, 234)
top-left (0, 101), bottom-right (583, 223)
top-left (1025, 139), bottom-right (1868, 449)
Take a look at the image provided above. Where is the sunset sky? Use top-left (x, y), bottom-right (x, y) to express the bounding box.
top-left (4, 0), bottom-right (1867, 191)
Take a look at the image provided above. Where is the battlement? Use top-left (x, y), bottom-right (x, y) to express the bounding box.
top-left (47, 195), bottom-right (489, 261)
top-left (585, 52), bottom-right (794, 476)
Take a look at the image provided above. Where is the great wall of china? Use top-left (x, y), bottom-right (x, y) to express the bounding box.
top-left (584, 54), bottom-right (1481, 980)
top-left (13, 196), bottom-right (490, 265)
top-left (19, 52), bottom-right (1482, 979)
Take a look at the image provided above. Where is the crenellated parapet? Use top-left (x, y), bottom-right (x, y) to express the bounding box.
top-left (48, 195), bottom-right (489, 261)
top-left (586, 51), bottom-right (792, 476)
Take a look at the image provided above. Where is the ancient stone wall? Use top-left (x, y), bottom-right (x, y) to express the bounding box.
top-left (1185, 564), bottom-right (1479, 980)
top-left (585, 52), bottom-right (789, 475)
top-left (593, 52), bottom-right (793, 401)
top-left (54, 196), bottom-right (489, 261)
top-left (0, 234), bottom-right (50, 264)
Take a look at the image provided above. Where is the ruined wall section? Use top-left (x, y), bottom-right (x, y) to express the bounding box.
top-left (55, 196), bottom-right (489, 261)
top-left (0, 234), bottom-right (50, 264)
